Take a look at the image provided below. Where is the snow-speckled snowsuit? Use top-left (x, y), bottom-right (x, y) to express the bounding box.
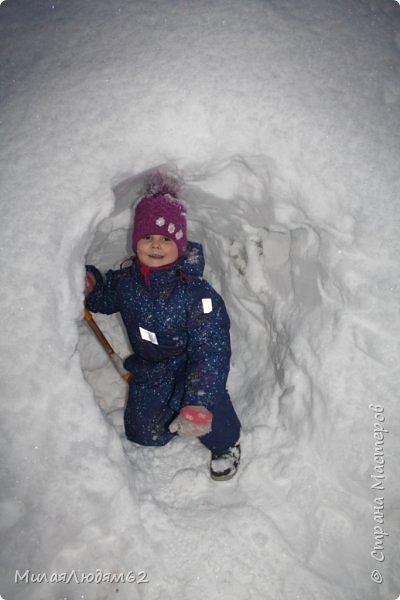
top-left (86, 242), bottom-right (241, 452)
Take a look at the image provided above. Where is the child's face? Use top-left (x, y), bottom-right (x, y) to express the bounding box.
top-left (137, 235), bottom-right (179, 267)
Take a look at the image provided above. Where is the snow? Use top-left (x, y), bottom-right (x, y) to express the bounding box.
top-left (0, 0), bottom-right (399, 599)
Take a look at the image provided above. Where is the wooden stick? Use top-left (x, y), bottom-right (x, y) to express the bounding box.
top-left (83, 307), bottom-right (132, 382)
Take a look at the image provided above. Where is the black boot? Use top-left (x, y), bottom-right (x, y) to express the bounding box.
top-left (210, 443), bottom-right (241, 481)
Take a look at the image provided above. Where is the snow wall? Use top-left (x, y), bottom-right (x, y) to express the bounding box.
top-left (1, 1), bottom-right (399, 599)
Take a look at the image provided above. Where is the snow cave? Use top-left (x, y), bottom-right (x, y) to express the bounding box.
top-left (1, 1), bottom-right (399, 599)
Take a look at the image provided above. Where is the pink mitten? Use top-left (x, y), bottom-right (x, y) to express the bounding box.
top-left (85, 272), bottom-right (96, 295)
top-left (169, 405), bottom-right (213, 437)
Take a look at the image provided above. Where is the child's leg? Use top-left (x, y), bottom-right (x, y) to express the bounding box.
top-left (199, 391), bottom-right (241, 452)
top-left (124, 375), bottom-right (184, 446)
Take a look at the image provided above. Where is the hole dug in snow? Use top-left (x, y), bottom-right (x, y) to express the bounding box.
top-left (79, 163), bottom-right (324, 445)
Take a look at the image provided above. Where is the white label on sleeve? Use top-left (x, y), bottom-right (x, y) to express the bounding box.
top-left (139, 327), bottom-right (159, 345)
top-left (202, 298), bottom-right (213, 314)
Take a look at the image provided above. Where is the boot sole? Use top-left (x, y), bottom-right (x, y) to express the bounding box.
top-left (210, 468), bottom-right (238, 481)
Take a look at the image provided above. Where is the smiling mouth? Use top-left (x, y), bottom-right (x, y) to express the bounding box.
top-left (148, 254), bottom-right (164, 259)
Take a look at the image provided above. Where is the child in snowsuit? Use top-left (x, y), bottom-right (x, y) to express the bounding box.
top-left (85, 173), bottom-right (241, 480)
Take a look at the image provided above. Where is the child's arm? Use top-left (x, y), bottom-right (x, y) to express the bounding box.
top-left (85, 265), bottom-right (123, 315)
top-left (184, 284), bottom-right (232, 412)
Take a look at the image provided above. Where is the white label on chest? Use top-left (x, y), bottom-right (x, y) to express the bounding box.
top-left (139, 327), bottom-right (159, 345)
top-left (202, 298), bottom-right (213, 314)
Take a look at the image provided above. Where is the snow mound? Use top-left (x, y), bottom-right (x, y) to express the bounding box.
top-left (1, 1), bottom-right (399, 599)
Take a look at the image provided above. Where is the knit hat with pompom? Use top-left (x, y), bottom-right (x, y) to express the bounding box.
top-left (132, 171), bottom-right (187, 257)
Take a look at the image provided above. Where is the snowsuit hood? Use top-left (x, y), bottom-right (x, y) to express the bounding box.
top-left (177, 241), bottom-right (205, 278)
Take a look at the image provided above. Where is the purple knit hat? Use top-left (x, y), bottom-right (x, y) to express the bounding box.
top-left (132, 172), bottom-right (187, 257)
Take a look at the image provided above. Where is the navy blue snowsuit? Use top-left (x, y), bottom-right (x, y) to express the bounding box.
top-left (86, 242), bottom-right (241, 452)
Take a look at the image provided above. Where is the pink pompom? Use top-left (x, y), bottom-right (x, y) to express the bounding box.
top-left (143, 170), bottom-right (183, 199)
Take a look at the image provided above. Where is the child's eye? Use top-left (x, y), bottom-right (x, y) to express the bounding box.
top-left (163, 237), bottom-right (171, 242)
